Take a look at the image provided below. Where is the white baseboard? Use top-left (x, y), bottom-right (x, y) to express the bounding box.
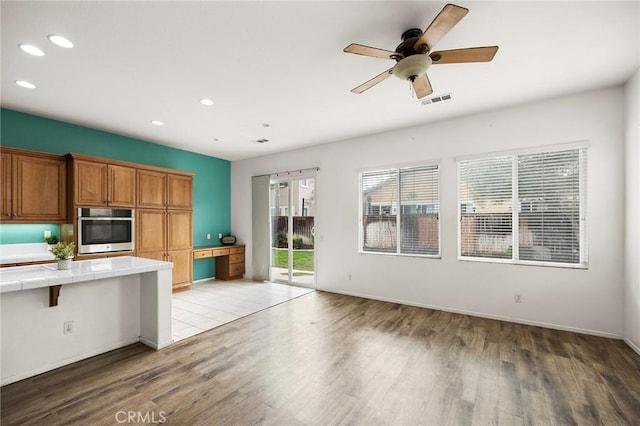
top-left (624, 338), bottom-right (640, 356)
top-left (0, 338), bottom-right (140, 386)
top-left (319, 288), bottom-right (622, 340)
top-left (140, 337), bottom-right (174, 350)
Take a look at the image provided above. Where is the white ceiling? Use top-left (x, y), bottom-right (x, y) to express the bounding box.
top-left (2, 1), bottom-right (638, 161)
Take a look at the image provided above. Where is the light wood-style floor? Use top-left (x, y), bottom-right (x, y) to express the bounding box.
top-left (2, 291), bottom-right (639, 425)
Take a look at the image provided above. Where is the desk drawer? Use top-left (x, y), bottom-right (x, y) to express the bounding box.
top-left (193, 249), bottom-right (213, 259)
top-left (211, 248), bottom-right (230, 257)
top-left (229, 246), bottom-right (245, 255)
top-left (229, 253), bottom-right (244, 264)
top-left (229, 262), bottom-right (245, 277)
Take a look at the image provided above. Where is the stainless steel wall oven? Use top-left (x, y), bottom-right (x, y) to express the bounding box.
top-left (77, 208), bottom-right (134, 254)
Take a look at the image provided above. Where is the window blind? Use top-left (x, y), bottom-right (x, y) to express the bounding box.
top-left (361, 169), bottom-right (398, 253)
top-left (459, 156), bottom-right (513, 259)
top-left (399, 165), bottom-right (439, 255)
top-left (517, 149), bottom-right (585, 264)
top-left (361, 164), bottom-right (440, 256)
top-left (458, 147), bottom-right (587, 267)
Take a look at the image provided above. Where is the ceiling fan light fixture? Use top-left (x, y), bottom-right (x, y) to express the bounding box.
top-left (392, 54), bottom-right (432, 81)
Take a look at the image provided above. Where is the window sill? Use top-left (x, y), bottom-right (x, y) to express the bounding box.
top-left (458, 256), bottom-right (588, 270)
top-left (359, 250), bottom-right (441, 260)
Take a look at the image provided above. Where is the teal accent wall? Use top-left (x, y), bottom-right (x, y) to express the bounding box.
top-left (0, 224), bottom-right (60, 244)
top-left (0, 108), bottom-right (230, 280)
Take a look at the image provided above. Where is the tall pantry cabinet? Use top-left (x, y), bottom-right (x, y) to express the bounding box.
top-left (136, 169), bottom-right (193, 291)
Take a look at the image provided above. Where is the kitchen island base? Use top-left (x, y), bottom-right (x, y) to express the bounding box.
top-left (1, 259), bottom-right (172, 386)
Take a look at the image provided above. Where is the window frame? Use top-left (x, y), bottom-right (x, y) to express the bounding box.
top-left (358, 161), bottom-right (441, 258)
top-left (456, 143), bottom-right (588, 269)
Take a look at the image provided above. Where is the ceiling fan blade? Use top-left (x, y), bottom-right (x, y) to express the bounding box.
top-left (343, 43), bottom-right (402, 60)
top-left (430, 46), bottom-right (499, 64)
top-left (414, 4), bottom-right (469, 52)
top-left (351, 68), bottom-right (394, 94)
top-left (412, 73), bottom-right (433, 99)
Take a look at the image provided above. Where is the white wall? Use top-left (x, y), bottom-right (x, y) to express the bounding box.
top-left (232, 86), bottom-right (626, 337)
top-left (624, 68), bottom-right (640, 354)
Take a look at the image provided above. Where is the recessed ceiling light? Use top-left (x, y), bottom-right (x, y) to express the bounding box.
top-left (200, 98), bottom-right (214, 106)
top-left (15, 80), bottom-right (36, 89)
top-left (18, 44), bottom-right (44, 56)
top-left (151, 120), bottom-right (164, 126)
top-left (261, 123), bottom-right (271, 128)
top-left (47, 35), bottom-right (74, 48)
top-left (255, 138), bottom-right (269, 144)
top-left (208, 137), bottom-right (219, 142)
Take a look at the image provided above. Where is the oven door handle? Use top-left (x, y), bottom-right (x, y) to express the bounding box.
top-left (77, 217), bottom-right (134, 221)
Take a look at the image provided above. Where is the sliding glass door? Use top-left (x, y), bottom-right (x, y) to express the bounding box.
top-left (270, 176), bottom-right (315, 287)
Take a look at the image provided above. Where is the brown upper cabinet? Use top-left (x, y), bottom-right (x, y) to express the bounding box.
top-left (138, 169), bottom-right (192, 210)
top-left (71, 159), bottom-right (136, 208)
top-left (0, 147), bottom-right (66, 223)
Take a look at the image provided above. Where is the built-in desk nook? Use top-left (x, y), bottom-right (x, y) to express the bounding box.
top-left (192, 244), bottom-right (245, 280)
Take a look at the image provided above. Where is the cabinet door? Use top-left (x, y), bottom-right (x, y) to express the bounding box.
top-left (136, 209), bottom-right (167, 253)
top-left (137, 169), bottom-right (166, 209)
top-left (0, 153), bottom-right (11, 221)
top-left (108, 165), bottom-right (136, 207)
top-left (75, 160), bottom-right (108, 206)
top-left (167, 210), bottom-right (192, 250)
top-left (167, 174), bottom-right (192, 210)
top-left (169, 249), bottom-right (192, 291)
top-left (13, 155), bottom-right (66, 222)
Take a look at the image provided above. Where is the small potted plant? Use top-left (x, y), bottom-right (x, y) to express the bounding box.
top-left (51, 242), bottom-right (75, 270)
top-left (45, 235), bottom-right (59, 250)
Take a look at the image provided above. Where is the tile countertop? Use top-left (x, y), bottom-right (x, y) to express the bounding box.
top-left (0, 256), bottom-right (173, 293)
top-left (0, 243), bottom-right (56, 264)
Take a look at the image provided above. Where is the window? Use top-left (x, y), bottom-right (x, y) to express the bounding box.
top-left (360, 164), bottom-right (440, 256)
top-left (458, 147), bottom-right (587, 267)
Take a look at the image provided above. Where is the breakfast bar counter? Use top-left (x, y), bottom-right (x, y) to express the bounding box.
top-left (0, 256), bottom-right (174, 386)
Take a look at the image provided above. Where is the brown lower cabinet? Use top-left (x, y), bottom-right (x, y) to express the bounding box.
top-left (137, 208), bottom-right (193, 291)
top-left (137, 249), bottom-right (192, 291)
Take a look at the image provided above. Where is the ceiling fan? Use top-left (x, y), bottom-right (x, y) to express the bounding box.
top-left (343, 3), bottom-right (498, 99)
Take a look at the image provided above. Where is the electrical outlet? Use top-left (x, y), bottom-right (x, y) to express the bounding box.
top-left (514, 294), bottom-right (522, 303)
top-left (44, 230), bottom-right (51, 238)
top-left (207, 233), bottom-right (211, 240)
top-left (348, 274), bottom-right (352, 281)
top-left (218, 233), bottom-right (223, 239)
top-left (63, 321), bottom-right (74, 335)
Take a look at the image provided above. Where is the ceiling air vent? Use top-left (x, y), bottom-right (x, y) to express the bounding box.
top-left (421, 93), bottom-right (452, 106)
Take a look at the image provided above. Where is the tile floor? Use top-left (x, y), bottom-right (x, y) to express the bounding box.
top-left (171, 279), bottom-right (314, 341)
